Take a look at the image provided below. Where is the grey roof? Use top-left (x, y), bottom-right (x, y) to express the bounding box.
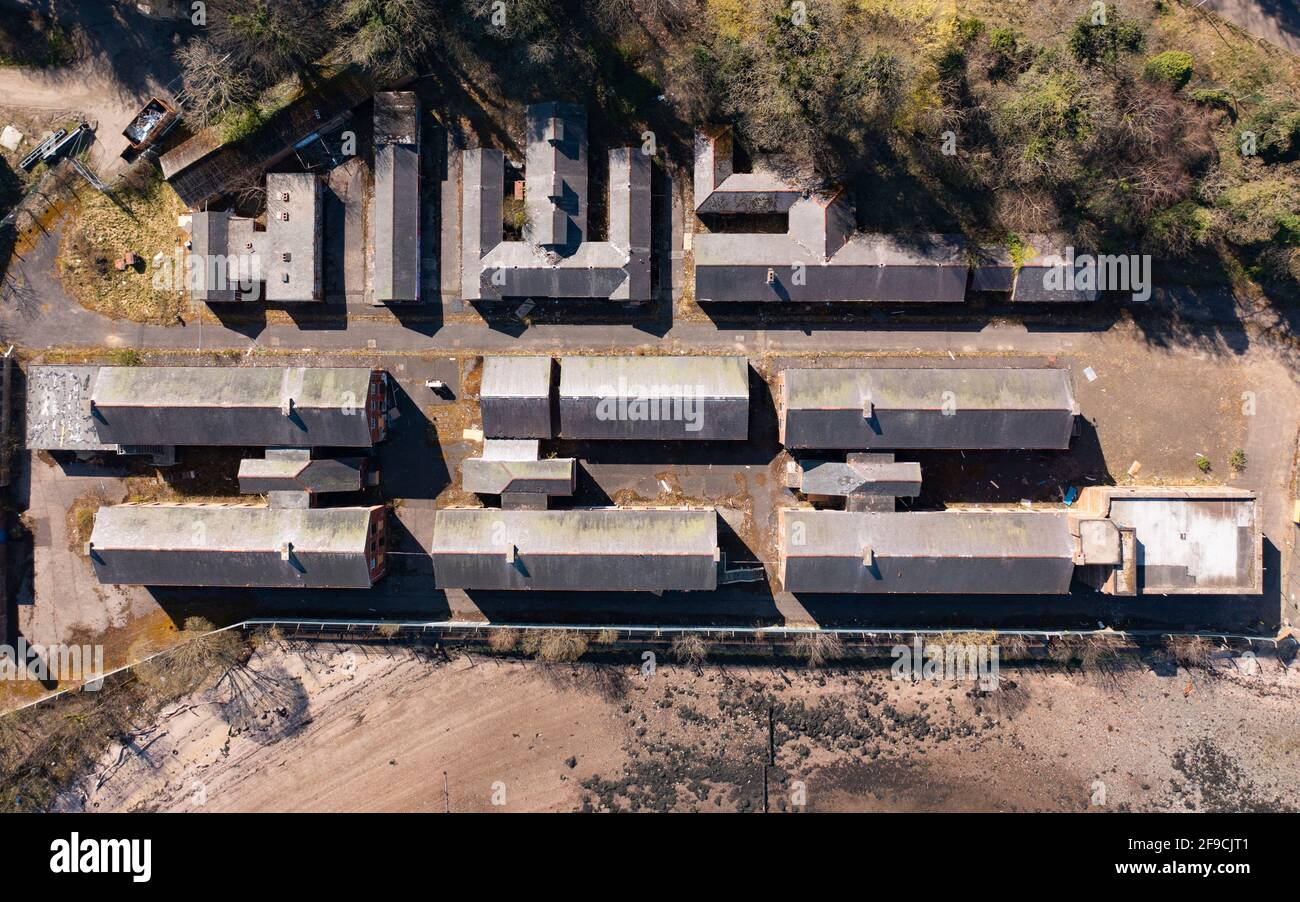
top-left (693, 128), bottom-right (803, 214)
top-left (460, 104), bottom-right (651, 302)
top-left (432, 508), bottom-right (718, 591)
top-left (89, 503), bottom-right (384, 588)
top-left (781, 367), bottom-right (1077, 450)
top-left (373, 92), bottom-right (420, 303)
top-left (262, 173), bottom-right (322, 302)
top-left (694, 227), bottom-right (969, 303)
top-left (481, 356), bottom-right (553, 399)
top-left (558, 356), bottom-right (749, 441)
top-left (372, 144), bottom-right (421, 302)
top-left (970, 235), bottom-right (1101, 302)
top-left (188, 211), bottom-right (238, 302)
top-left (1100, 489), bottom-right (1260, 594)
top-left (25, 365), bottom-right (115, 451)
top-left (91, 366), bottom-right (385, 448)
top-left (779, 509), bottom-right (1076, 594)
top-left (461, 453), bottom-right (576, 495)
top-left (238, 455), bottom-right (366, 495)
top-left (797, 459), bottom-right (922, 497)
top-left (525, 102), bottom-right (587, 248)
top-left (559, 356), bottom-right (748, 399)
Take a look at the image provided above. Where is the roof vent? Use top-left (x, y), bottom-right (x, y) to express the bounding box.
top-left (862, 546), bottom-right (874, 567)
top-left (279, 211), bottom-right (290, 221)
top-left (280, 542), bottom-right (292, 561)
top-left (766, 268), bottom-right (776, 285)
top-left (281, 191), bottom-right (290, 202)
top-left (281, 396), bottom-right (294, 416)
top-left (505, 543), bottom-right (517, 564)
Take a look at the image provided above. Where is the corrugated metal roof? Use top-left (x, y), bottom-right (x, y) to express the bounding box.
top-left (559, 356), bottom-right (748, 399)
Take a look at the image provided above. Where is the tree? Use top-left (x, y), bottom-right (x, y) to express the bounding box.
top-left (333, 0), bottom-right (439, 80)
top-left (1144, 51), bottom-right (1193, 90)
top-left (208, 0), bottom-right (330, 85)
top-left (176, 40), bottom-right (256, 126)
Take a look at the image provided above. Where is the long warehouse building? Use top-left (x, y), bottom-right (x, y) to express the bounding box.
top-left (90, 366), bottom-right (392, 448)
top-left (558, 355), bottom-right (749, 440)
top-left (778, 509), bottom-right (1078, 595)
top-left (780, 367), bottom-right (1077, 450)
top-left (89, 504), bottom-right (387, 588)
top-left (432, 508), bottom-right (719, 591)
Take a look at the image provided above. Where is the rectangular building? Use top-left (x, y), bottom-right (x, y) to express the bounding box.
top-left (432, 508), bottom-right (719, 591)
top-left (778, 509), bottom-right (1076, 594)
top-left (780, 367), bottom-right (1077, 450)
top-left (461, 439), bottom-right (575, 496)
top-left (89, 503), bottom-right (386, 588)
top-left (90, 366), bottom-right (391, 448)
top-left (372, 92), bottom-right (420, 303)
top-left (558, 355), bottom-right (749, 440)
top-left (263, 173), bottom-right (322, 302)
top-left (479, 356), bottom-right (553, 438)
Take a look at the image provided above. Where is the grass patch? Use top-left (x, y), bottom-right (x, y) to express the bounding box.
top-left (56, 175), bottom-right (187, 324)
top-left (65, 487), bottom-right (107, 551)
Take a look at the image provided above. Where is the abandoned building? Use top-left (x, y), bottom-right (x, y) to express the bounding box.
top-left (779, 367), bottom-right (1078, 450)
top-left (970, 235), bottom-right (1102, 303)
top-left (558, 355), bottom-right (749, 441)
top-left (372, 91), bottom-right (421, 303)
top-left (460, 439), bottom-right (576, 507)
top-left (478, 356), bottom-right (555, 439)
top-left (431, 508), bottom-right (720, 591)
top-left (460, 103), bottom-right (651, 302)
top-left (692, 128), bottom-right (969, 304)
top-left (188, 172), bottom-right (323, 303)
top-left (787, 453), bottom-right (923, 511)
top-left (778, 509), bottom-right (1079, 595)
top-left (86, 366), bottom-right (392, 449)
top-left (237, 449), bottom-right (373, 506)
top-left (88, 503), bottom-right (387, 589)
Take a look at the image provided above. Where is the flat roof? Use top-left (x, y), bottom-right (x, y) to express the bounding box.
top-left (1106, 493), bottom-right (1260, 593)
top-left (24, 365), bottom-right (115, 451)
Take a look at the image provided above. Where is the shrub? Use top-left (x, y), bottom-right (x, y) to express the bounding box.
top-left (1067, 5), bottom-right (1146, 67)
top-left (1214, 177), bottom-right (1300, 247)
top-left (106, 348), bottom-right (143, 367)
top-left (1144, 51), bottom-right (1193, 90)
top-left (487, 628), bottom-right (519, 653)
top-left (1229, 448), bottom-right (1247, 472)
top-left (526, 630), bottom-right (587, 663)
top-left (671, 634), bottom-right (708, 666)
top-left (1166, 635), bottom-right (1212, 669)
top-left (1190, 87), bottom-right (1234, 113)
top-left (1239, 98), bottom-right (1300, 163)
top-left (1148, 201), bottom-right (1212, 255)
top-left (1196, 454), bottom-right (1211, 473)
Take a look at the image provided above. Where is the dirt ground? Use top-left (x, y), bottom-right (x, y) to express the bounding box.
top-left (62, 641), bottom-right (1300, 813)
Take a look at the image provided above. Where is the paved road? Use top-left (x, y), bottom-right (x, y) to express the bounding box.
top-left (1199, 0), bottom-right (1300, 53)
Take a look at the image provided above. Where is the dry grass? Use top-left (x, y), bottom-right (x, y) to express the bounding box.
top-left (793, 632), bottom-right (844, 668)
top-left (56, 175), bottom-right (187, 324)
top-left (487, 628), bottom-right (520, 653)
top-left (65, 487), bottom-right (107, 551)
top-left (1167, 635), bottom-right (1214, 670)
top-left (522, 629), bottom-right (589, 663)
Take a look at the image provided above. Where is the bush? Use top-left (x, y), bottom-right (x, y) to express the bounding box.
top-left (1240, 98), bottom-right (1300, 163)
top-left (105, 348), bottom-right (142, 367)
top-left (671, 634), bottom-right (707, 666)
top-left (1144, 51), bottom-right (1193, 90)
top-left (1196, 454), bottom-right (1211, 473)
top-left (1229, 448), bottom-right (1247, 472)
top-left (1166, 635), bottom-right (1212, 669)
top-left (1190, 87), bottom-right (1234, 113)
top-left (1067, 5), bottom-right (1146, 67)
top-left (1214, 177), bottom-right (1300, 247)
top-left (487, 628), bottom-right (519, 653)
top-left (522, 630), bottom-right (588, 663)
top-left (1148, 200), bottom-right (1212, 255)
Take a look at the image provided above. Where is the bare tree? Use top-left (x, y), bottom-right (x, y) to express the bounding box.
top-left (176, 40), bottom-right (256, 126)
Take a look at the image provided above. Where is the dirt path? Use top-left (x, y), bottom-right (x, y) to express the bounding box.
top-left (65, 642), bottom-right (1300, 813)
